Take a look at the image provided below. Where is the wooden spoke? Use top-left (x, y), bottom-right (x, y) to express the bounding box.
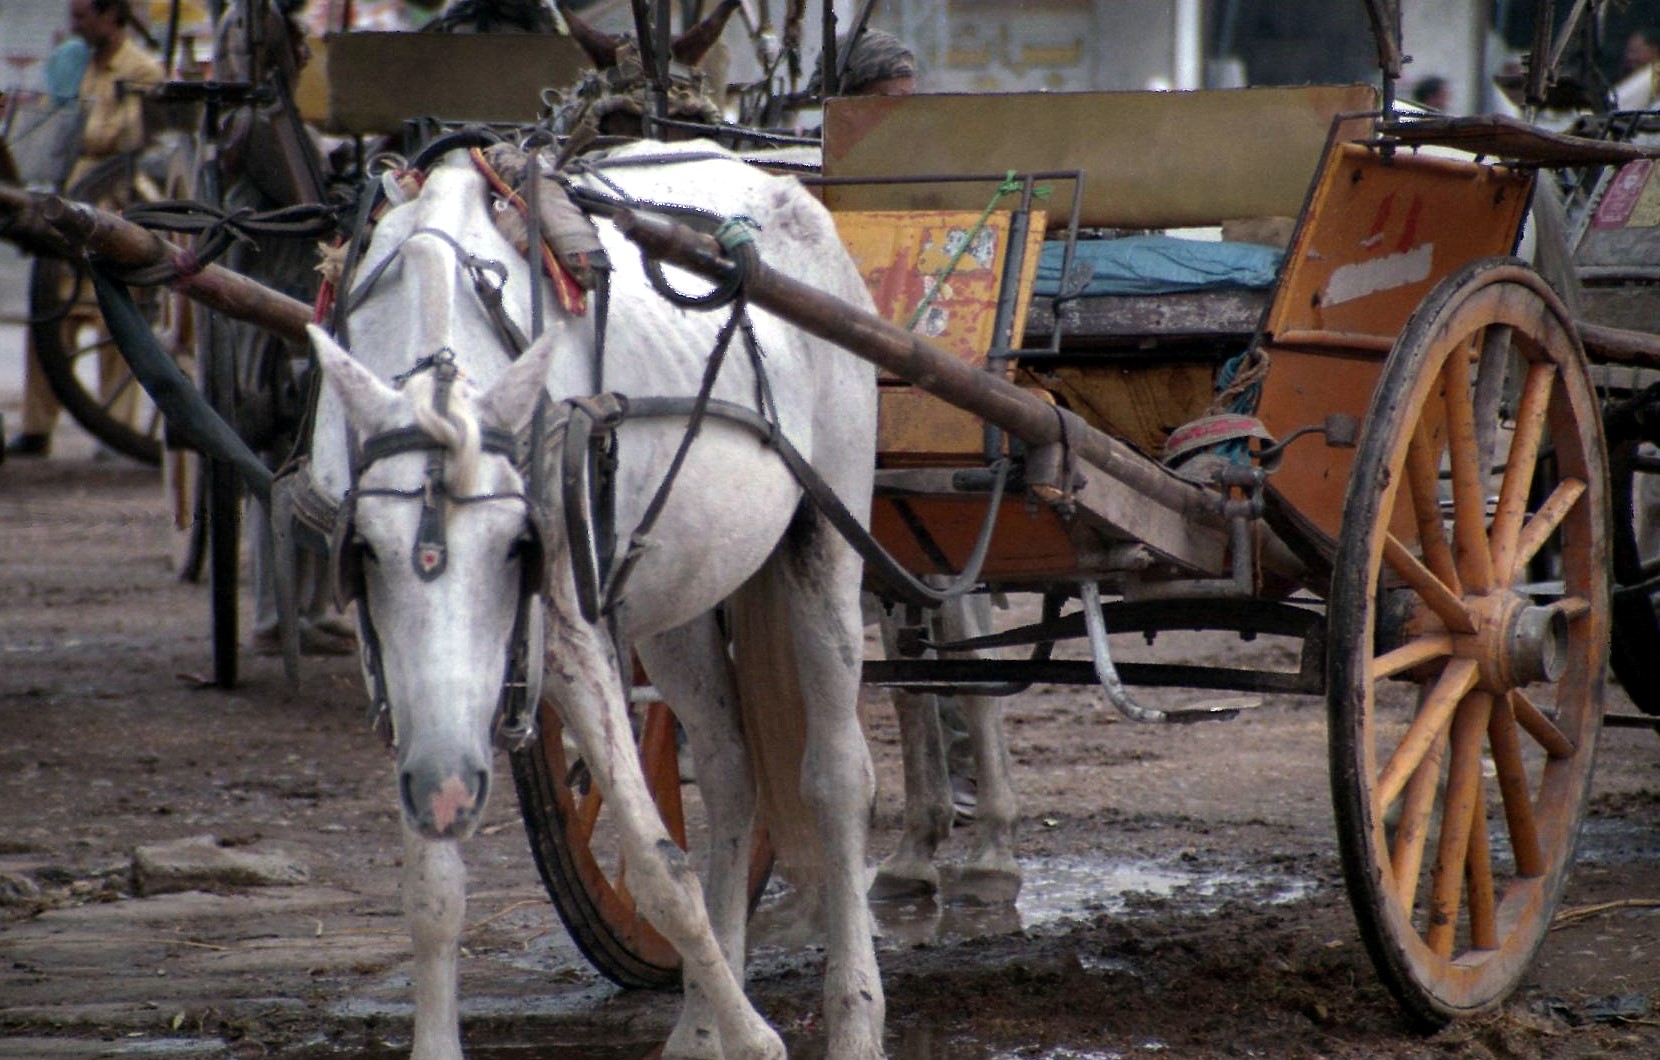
top-left (1406, 421), bottom-right (1461, 593)
top-left (574, 781), bottom-right (603, 845)
top-left (1511, 688), bottom-right (1575, 759)
top-left (1442, 344), bottom-right (1496, 595)
top-left (1512, 478), bottom-right (1587, 575)
top-left (1464, 777), bottom-right (1498, 951)
top-left (640, 704), bottom-right (687, 847)
top-left (1487, 363), bottom-right (1555, 581)
top-left (1489, 694), bottom-right (1545, 877)
top-left (1377, 657), bottom-right (1480, 811)
top-left (1375, 634), bottom-right (1454, 679)
top-left (1556, 595), bottom-right (1591, 621)
top-left (1426, 691), bottom-right (1495, 957)
top-left (1384, 535), bottom-right (1477, 634)
top-left (1390, 730), bottom-right (1447, 911)
top-left (515, 689), bottom-right (776, 989)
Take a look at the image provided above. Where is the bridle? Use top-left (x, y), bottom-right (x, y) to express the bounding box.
top-left (333, 350), bottom-right (549, 752)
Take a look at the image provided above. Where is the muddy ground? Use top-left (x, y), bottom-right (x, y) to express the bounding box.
top-left (5, 451), bottom-right (1660, 1060)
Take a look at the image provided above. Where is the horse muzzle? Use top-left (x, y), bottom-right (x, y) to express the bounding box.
top-left (399, 752), bottom-right (492, 839)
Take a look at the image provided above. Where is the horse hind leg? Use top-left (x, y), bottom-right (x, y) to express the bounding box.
top-left (732, 539), bottom-right (885, 1060)
top-left (942, 595), bottom-right (1021, 907)
top-left (870, 603), bottom-right (952, 900)
top-left (953, 689), bottom-right (1022, 905)
top-left (635, 617), bottom-right (762, 1059)
top-left (546, 598), bottom-right (783, 1060)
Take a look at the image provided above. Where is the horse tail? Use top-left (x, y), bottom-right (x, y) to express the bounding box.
top-left (726, 547), bottom-right (826, 891)
top-left (1529, 176), bottom-right (1583, 319)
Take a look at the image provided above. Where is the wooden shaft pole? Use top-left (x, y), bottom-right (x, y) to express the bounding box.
top-left (0, 184), bottom-right (313, 341)
top-left (614, 207), bottom-right (1226, 531)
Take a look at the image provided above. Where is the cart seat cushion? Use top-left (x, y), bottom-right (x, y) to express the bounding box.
top-left (1034, 236), bottom-right (1282, 298)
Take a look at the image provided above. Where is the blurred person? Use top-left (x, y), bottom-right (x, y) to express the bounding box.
top-left (809, 27), bottom-right (917, 98)
top-left (1411, 74), bottom-right (1450, 112)
top-left (1615, 26), bottom-right (1660, 111)
top-left (8, 0), bottom-right (163, 458)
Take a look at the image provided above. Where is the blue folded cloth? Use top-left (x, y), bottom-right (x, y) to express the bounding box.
top-left (1035, 235), bottom-right (1283, 297)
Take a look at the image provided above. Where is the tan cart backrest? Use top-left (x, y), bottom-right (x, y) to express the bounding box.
top-left (322, 32), bottom-right (588, 134)
top-left (822, 85), bottom-right (1377, 231)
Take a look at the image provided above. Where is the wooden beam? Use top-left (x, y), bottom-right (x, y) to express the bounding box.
top-left (0, 183), bottom-right (313, 341)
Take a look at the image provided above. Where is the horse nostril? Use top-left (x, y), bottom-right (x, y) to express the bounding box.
top-left (399, 770), bottom-right (419, 818)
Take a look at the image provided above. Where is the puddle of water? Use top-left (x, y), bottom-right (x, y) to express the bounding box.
top-left (763, 854), bottom-right (1321, 951)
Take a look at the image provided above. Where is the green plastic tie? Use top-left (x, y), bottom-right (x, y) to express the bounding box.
top-left (904, 171), bottom-right (1050, 332)
top-left (715, 215), bottom-right (761, 253)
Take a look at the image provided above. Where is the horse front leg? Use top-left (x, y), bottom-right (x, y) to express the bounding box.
top-left (547, 597), bottom-right (782, 1060)
top-left (404, 831), bottom-right (467, 1060)
top-left (637, 618), bottom-right (760, 1058)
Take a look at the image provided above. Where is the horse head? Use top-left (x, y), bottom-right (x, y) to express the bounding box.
top-left (310, 324), bottom-right (552, 840)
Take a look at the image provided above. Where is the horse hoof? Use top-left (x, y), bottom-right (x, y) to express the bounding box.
top-left (869, 864), bottom-right (939, 901)
top-left (944, 865), bottom-right (1022, 906)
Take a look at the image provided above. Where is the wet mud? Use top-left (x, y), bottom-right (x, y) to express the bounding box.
top-left (5, 457), bottom-right (1660, 1059)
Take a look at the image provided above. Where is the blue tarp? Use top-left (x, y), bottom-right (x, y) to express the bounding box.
top-left (1034, 236), bottom-right (1283, 297)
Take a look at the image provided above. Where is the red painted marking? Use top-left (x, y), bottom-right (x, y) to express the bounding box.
top-left (1395, 195), bottom-right (1424, 253)
top-left (1594, 160), bottom-right (1653, 230)
top-left (1365, 191), bottom-right (1396, 243)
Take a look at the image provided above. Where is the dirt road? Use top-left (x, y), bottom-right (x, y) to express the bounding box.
top-left (4, 453), bottom-right (1660, 1059)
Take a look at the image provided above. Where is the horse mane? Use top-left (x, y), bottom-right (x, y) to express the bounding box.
top-left (404, 370), bottom-right (485, 497)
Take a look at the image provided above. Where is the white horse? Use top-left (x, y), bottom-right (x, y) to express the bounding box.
top-left (304, 141), bottom-right (882, 1059)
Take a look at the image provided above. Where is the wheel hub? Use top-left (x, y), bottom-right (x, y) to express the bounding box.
top-left (1456, 592), bottom-right (1569, 693)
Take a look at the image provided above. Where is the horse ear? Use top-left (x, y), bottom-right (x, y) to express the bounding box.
top-left (558, 1), bottom-right (624, 68)
top-left (309, 325), bottom-right (404, 431)
top-left (671, 0), bottom-right (741, 66)
top-left (479, 331), bottom-right (554, 432)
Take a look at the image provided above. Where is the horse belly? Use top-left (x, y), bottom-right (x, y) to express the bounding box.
top-left (608, 435), bottom-right (804, 637)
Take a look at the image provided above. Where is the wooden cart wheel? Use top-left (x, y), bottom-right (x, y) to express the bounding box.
top-left (1328, 258), bottom-right (1607, 1026)
top-left (511, 686), bottom-right (774, 989)
top-left (1608, 441), bottom-right (1660, 715)
top-left (29, 153), bottom-right (188, 466)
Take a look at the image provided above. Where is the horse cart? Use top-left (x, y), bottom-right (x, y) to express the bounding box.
top-left (6, 0), bottom-right (1660, 1045)
top-left (547, 12), bottom-right (1660, 1030)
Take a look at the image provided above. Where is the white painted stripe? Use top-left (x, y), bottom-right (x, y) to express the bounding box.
top-left (1323, 244), bottom-right (1434, 307)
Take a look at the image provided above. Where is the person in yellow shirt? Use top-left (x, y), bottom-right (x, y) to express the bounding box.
top-left (8, 0), bottom-right (164, 457)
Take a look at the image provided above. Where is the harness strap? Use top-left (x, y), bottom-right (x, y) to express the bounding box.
top-left (561, 393), bottom-right (1009, 613)
top-left (346, 227), bottom-right (531, 358)
top-left (598, 303), bottom-right (747, 617)
top-left (358, 423), bottom-right (518, 466)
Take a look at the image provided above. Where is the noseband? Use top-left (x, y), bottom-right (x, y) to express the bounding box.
top-left (337, 351), bottom-right (548, 752)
